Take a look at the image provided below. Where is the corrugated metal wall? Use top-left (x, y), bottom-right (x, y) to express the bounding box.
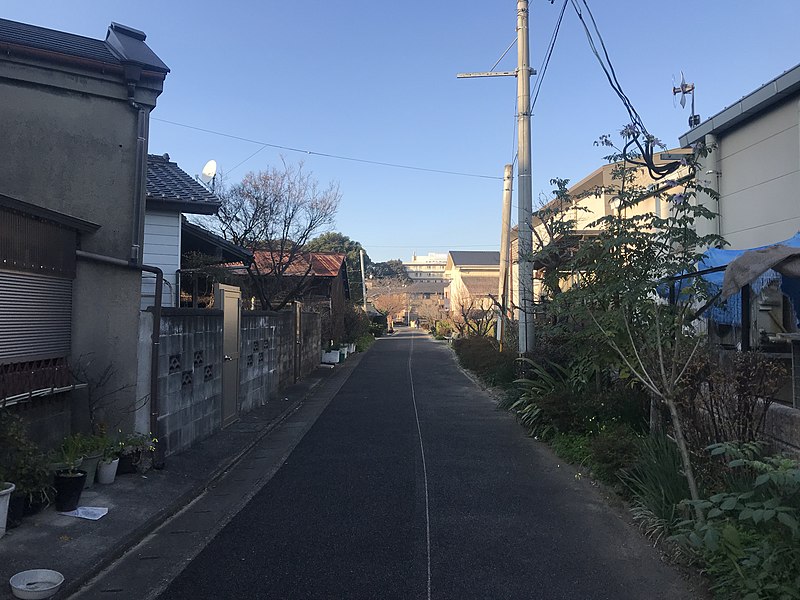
top-left (0, 270), bottom-right (72, 362)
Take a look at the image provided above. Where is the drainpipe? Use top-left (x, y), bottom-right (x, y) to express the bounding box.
top-left (76, 250), bottom-right (165, 469)
top-left (124, 65), bottom-right (147, 265)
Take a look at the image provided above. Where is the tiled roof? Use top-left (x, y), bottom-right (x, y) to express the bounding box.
top-left (449, 250), bottom-right (500, 267)
top-left (146, 154), bottom-right (220, 214)
top-left (0, 18), bottom-right (169, 73)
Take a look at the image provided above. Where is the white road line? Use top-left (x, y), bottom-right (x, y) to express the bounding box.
top-left (408, 332), bottom-right (432, 600)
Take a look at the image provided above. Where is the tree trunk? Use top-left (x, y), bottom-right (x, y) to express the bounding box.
top-left (664, 394), bottom-right (704, 523)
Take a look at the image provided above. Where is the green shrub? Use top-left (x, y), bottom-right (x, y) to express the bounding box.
top-left (435, 320), bottom-right (454, 337)
top-left (342, 304), bottom-right (371, 343)
top-left (452, 336), bottom-right (517, 387)
top-left (671, 443), bottom-right (800, 600)
top-left (619, 434), bottom-right (691, 543)
top-left (588, 423), bottom-right (640, 483)
top-left (355, 333), bottom-right (375, 352)
top-left (551, 432), bottom-right (591, 465)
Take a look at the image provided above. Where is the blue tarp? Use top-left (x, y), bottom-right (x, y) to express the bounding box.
top-left (692, 233), bottom-right (800, 326)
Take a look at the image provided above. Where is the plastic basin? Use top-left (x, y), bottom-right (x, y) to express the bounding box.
top-left (9, 569), bottom-right (64, 599)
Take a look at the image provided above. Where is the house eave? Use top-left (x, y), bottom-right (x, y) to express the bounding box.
top-left (146, 197), bottom-right (221, 215)
top-left (0, 193), bottom-right (100, 232)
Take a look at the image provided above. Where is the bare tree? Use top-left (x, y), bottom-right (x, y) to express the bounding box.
top-left (214, 160), bottom-right (340, 310)
top-left (452, 297), bottom-right (496, 338)
top-left (372, 292), bottom-right (408, 325)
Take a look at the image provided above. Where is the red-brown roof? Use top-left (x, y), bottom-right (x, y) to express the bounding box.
top-left (251, 251), bottom-right (345, 277)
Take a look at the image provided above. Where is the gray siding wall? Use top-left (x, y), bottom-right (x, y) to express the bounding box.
top-left (142, 211), bottom-right (181, 309)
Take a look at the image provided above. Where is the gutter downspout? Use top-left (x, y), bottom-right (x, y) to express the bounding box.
top-left (124, 65), bottom-right (147, 265)
top-left (76, 250), bottom-right (164, 469)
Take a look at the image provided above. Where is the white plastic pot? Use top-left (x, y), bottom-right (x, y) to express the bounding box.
top-left (0, 482), bottom-right (14, 538)
top-left (96, 458), bottom-right (119, 485)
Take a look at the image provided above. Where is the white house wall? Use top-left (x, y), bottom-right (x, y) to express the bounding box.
top-left (716, 97), bottom-right (800, 249)
top-left (142, 211), bottom-right (181, 309)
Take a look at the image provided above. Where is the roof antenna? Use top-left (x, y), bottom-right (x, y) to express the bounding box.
top-left (198, 159), bottom-right (217, 192)
top-left (673, 70), bottom-right (700, 128)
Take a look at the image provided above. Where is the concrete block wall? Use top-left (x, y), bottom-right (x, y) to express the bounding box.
top-left (240, 313), bottom-right (280, 413)
top-left (156, 309), bottom-right (223, 457)
top-left (300, 312), bottom-right (322, 378)
top-left (764, 402), bottom-right (800, 455)
top-left (151, 307), bottom-right (322, 457)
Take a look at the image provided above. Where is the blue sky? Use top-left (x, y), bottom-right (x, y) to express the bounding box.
top-left (5, 1), bottom-right (800, 262)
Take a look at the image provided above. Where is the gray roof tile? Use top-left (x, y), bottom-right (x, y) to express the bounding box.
top-left (0, 17), bottom-right (168, 73)
top-left (449, 250), bottom-right (500, 266)
top-left (147, 154), bottom-right (220, 214)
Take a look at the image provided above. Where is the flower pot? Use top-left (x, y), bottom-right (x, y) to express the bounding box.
top-left (96, 458), bottom-right (119, 485)
top-left (53, 470), bottom-right (86, 512)
top-left (117, 452), bottom-right (139, 475)
top-left (81, 453), bottom-right (103, 489)
top-left (7, 493), bottom-right (24, 530)
top-left (1, 482), bottom-right (16, 538)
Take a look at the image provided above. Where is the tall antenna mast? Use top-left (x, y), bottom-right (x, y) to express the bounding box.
top-left (457, 0), bottom-right (536, 354)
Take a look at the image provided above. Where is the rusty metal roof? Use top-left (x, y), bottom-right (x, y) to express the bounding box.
top-left (251, 251), bottom-right (346, 278)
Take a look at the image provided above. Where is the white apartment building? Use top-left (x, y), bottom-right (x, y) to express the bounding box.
top-left (403, 252), bottom-right (448, 283)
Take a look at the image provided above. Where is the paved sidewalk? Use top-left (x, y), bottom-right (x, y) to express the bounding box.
top-left (0, 357), bottom-right (361, 600)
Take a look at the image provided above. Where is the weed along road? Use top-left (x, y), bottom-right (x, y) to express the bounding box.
top-left (156, 330), bottom-right (696, 600)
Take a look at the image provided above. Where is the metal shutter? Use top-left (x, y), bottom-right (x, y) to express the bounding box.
top-left (0, 270), bottom-right (72, 362)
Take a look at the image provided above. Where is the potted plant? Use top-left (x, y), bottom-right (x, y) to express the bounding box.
top-left (96, 439), bottom-right (120, 485)
top-left (0, 411), bottom-right (53, 529)
top-left (76, 433), bottom-right (107, 489)
top-left (117, 432), bottom-right (158, 475)
top-left (53, 435), bottom-right (87, 512)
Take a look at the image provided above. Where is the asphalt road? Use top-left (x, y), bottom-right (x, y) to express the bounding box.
top-left (159, 330), bottom-right (698, 600)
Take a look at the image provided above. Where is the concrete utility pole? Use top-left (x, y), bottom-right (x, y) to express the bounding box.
top-left (497, 164), bottom-right (513, 350)
top-left (515, 0), bottom-right (535, 354)
top-left (457, 0), bottom-right (536, 354)
top-left (360, 249), bottom-right (368, 312)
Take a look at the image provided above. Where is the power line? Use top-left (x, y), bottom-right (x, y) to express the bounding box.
top-left (530, 0), bottom-right (568, 111)
top-left (151, 117), bottom-right (502, 181)
top-left (569, 0), bottom-right (680, 180)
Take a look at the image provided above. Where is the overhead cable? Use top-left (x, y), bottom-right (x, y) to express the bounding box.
top-left (151, 117), bottom-right (502, 181)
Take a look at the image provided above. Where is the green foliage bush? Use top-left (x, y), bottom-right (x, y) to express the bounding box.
top-left (588, 423), bottom-right (640, 483)
top-left (342, 304), bottom-right (371, 343)
top-left (672, 443), bottom-right (800, 600)
top-left (0, 411), bottom-right (53, 505)
top-left (550, 432), bottom-right (591, 465)
top-left (452, 336), bottom-right (517, 387)
top-left (355, 333), bottom-right (375, 352)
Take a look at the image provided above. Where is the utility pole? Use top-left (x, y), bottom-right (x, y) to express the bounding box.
top-left (457, 0), bottom-right (535, 354)
top-left (497, 164), bottom-right (513, 350)
top-left (359, 249), bottom-right (368, 312)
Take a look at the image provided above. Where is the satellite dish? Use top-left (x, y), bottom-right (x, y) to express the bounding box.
top-left (200, 159), bottom-right (217, 184)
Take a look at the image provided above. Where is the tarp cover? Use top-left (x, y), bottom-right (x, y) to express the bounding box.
top-left (696, 232), bottom-right (800, 326)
